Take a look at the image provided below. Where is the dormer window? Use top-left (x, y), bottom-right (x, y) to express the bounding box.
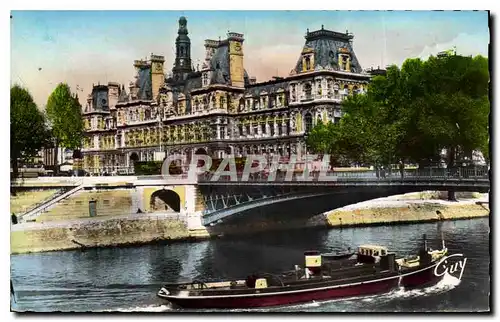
top-left (301, 47), bottom-right (314, 72)
top-left (340, 54), bottom-right (351, 71)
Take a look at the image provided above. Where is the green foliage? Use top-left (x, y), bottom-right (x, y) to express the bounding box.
top-left (134, 161), bottom-right (163, 175)
top-left (10, 85), bottom-right (50, 176)
top-left (307, 54), bottom-right (490, 167)
top-left (46, 83), bottom-right (84, 149)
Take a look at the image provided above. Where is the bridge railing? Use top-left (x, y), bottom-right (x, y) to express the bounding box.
top-left (197, 167), bottom-right (489, 183)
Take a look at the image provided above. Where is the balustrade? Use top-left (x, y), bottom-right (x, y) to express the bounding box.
top-left (197, 166), bottom-right (489, 183)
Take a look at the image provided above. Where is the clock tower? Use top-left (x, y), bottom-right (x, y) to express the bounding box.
top-left (173, 16), bottom-right (193, 81)
top-left (228, 32), bottom-right (245, 88)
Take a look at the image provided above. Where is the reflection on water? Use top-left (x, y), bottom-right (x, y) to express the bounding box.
top-left (11, 218), bottom-right (490, 312)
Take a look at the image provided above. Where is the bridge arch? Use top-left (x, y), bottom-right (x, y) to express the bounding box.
top-left (150, 189), bottom-right (181, 212)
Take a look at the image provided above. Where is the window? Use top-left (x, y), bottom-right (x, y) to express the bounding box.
top-left (333, 83), bottom-right (340, 98)
top-left (304, 83), bottom-right (312, 100)
top-left (261, 123), bottom-right (266, 134)
top-left (239, 98), bottom-right (245, 110)
top-left (305, 56), bottom-right (311, 70)
top-left (270, 95), bottom-right (276, 108)
top-left (341, 55), bottom-right (348, 71)
top-left (304, 113), bottom-right (313, 133)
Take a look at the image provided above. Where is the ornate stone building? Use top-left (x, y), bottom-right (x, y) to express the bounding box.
top-left (81, 17), bottom-right (372, 174)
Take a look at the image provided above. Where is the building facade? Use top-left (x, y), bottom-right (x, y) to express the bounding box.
top-left (81, 17), bottom-right (373, 174)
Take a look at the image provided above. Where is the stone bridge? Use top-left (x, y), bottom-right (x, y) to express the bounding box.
top-left (13, 168), bottom-right (489, 231)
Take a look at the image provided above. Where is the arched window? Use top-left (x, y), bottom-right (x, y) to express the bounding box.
top-left (145, 109), bottom-right (151, 120)
top-left (305, 112), bottom-right (313, 133)
top-left (129, 111), bottom-right (133, 122)
top-left (304, 83), bottom-right (312, 100)
top-left (180, 47), bottom-right (185, 56)
top-left (344, 85), bottom-right (349, 96)
top-left (239, 97), bottom-right (245, 111)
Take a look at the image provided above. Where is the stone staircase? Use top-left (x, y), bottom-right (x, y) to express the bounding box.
top-left (20, 185), bottom-right (85, 223)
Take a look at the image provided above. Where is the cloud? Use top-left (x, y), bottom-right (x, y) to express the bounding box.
top-left (416, 32), bottom-right (489, 60)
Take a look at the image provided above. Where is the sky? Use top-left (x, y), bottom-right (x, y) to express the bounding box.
top-left (10, 10), bottom-right (490, 108)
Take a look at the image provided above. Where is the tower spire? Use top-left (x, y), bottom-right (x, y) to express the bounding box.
top-left (173, 16), bottom-right (192, 80)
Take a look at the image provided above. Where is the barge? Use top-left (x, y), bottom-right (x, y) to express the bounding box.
top-left (157, 235), bottom-right (449, 309)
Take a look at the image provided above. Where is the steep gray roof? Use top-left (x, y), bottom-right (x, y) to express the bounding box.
top-left (244, 80), bottom-right (289, 97)
top-left (137, 66), bottom-right (152, 100)
top-left (293, 28), bottom-right (363, 74)
top-left (118, 85), bottom-right (129, 103)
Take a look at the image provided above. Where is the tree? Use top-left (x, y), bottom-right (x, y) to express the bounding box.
top-left (46, 83), bottom-right (84, 173)
top-left (307, 53), bottom-right (490, 182)
top-left (10, 85), bottom-right (50, 178)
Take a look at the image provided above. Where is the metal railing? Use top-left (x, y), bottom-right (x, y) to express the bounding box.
top-left (197, 167), bottom-right (489, 183)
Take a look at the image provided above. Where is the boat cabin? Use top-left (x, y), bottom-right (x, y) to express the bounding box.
top-left (357, 245), bottom-right (388, 263)
top-left (358, 245), bottom-right (388, 257)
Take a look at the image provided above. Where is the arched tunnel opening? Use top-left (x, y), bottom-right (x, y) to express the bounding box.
top-left (150, 189), bottom-right (181, 213)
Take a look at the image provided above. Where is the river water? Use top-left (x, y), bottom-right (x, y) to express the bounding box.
top-left (11, 218), bottom-right (490, 312)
